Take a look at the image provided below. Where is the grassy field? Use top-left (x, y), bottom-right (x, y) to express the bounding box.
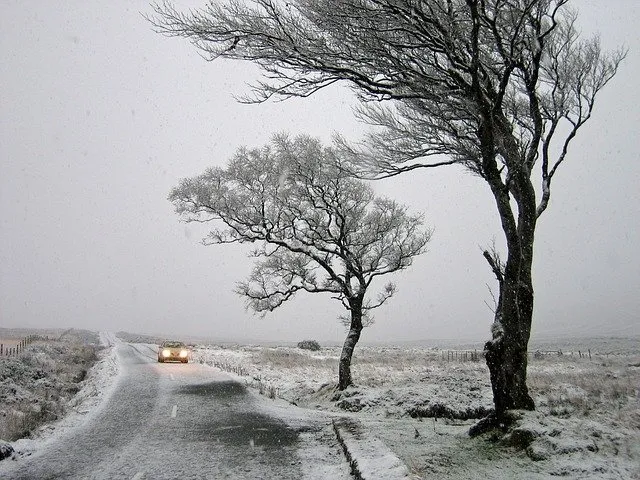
top-left (2, 330), bottom-right (638, 477)
top-left (192, 339), bottom-right (640, 479)
top-left (0, 329), bottom-right (101, 442)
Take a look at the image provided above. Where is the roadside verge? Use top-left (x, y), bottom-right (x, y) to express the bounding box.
top-left (332, 417), bottom-right (410, 480)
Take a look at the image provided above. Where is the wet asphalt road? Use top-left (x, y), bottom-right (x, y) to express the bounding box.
top-left (1, 341), bottom-right (350, 479)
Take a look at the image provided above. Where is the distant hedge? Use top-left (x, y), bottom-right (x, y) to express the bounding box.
top-left (297, 340), bottom-right (321, 351)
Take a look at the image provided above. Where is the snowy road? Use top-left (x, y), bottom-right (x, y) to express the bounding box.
top-left (2, 340), bottom-right (350, 479)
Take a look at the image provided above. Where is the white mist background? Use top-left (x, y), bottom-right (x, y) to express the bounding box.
top-left (1, 1), bottom-right (638, 343)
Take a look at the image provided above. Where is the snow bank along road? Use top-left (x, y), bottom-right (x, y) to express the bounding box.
top-left (1, 338), bottom-right (351, 479)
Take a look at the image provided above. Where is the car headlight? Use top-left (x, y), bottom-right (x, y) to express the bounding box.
top-left (179, 350), bottom-right (188, 358)
top-left (162, 349), bottom-right (171, 357)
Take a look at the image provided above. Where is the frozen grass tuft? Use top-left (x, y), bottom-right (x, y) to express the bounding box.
top-left (528, 354), bottom-right (640, 423)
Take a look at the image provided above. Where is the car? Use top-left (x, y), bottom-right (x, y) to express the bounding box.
top-left (157, 341), bottom-right (190, 363)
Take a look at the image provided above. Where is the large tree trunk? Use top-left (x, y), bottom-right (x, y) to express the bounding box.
top-left (484, 275), bottom-right (536, 416)
top-left (484, 173), bottom-right (537, 418)
top-left (338, 299), bottom-right (363, 390)
top-left (471, 116), bottom-right (540, 431)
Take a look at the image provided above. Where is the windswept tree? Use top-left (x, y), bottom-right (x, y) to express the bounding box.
top-left (150, 0), bottom-right (625, 422)
top-left (169, 135), bottom-right (431, 389)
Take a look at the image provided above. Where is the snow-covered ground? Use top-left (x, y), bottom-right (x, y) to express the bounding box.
top-left (1, 333), bottom-right (403, 479)
top-left (0, 331), bottom-right (120, 459)
top-left (191, 342), bottom-right (640, 479)
top-left (2, 333), bottom-right (639, 479)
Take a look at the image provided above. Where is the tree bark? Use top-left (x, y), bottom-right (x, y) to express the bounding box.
top-left (484, 174), bottom-right (537, 418)
top-left (338, 298), bottom-right (363, 390)
top-left (485, 306), bottom-right (536, 417)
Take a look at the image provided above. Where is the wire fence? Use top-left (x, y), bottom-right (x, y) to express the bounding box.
top-left (441, 350), bottom-right (481, 362)
top-left (440, 348), bottom-right (600, 362)
top-left (532, 349), bottom-right (595, 359)
top-left (0, 335), bottom-right (49, 357)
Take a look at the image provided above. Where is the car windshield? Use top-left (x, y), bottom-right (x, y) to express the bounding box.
top-left (162, 342), bottom-right (185, 348)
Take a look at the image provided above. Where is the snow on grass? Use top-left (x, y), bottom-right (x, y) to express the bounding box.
top-left (333, 417), bottom-right (410, 479)
top-left (0, 331), bottom-right (119, 459)
top-left (191, 344), bottom-right (494, 418)
top-left (2, 331), bottom-right (638, 479)
top-left (193, 342), bottom-right (640, 479)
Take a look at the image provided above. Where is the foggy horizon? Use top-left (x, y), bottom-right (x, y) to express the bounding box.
top-left (2, 1), bottom-right (639, 345)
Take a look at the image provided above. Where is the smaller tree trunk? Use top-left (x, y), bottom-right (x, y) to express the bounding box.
top-left (338, 302), bottom-right (363, 390)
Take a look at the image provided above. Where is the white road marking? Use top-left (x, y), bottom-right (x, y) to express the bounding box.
top-left (169, 374), bottom-right (175, 381)
top-left (131, 472), bottom-right (145, 480)
top-left (171, 404), bottom-right (177, 418)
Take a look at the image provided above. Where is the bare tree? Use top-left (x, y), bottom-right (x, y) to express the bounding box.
top-left (169, 135), bottom-right (431, 390)
top-left (150, 0), bottom-right (625, 423)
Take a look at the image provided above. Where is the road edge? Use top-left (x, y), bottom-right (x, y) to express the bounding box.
top-left (332, 417), bottom-right (411, 480)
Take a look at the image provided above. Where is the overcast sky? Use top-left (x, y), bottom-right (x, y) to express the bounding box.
top-left (1, 1), bottom-right (638, 344)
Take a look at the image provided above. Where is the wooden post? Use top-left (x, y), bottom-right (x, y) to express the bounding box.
top-left (588, 349), bottom-right (592, 360)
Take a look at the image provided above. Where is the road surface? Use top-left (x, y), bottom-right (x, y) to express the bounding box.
top-left (1, 339), bottom-right (350, 479)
